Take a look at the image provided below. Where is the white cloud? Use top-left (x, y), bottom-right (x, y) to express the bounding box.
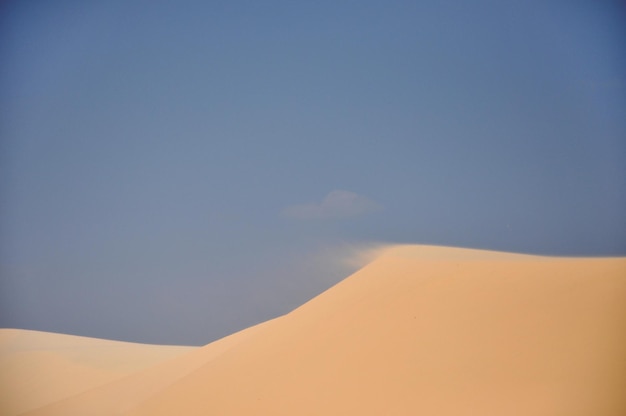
top-left (283, 190), bottom-right (382, 220)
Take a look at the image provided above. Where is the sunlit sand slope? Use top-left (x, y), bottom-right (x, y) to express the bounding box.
top-left (0, 329), bottom-right (194, 415)
top-left (21, 246), bottom-right (626, 415)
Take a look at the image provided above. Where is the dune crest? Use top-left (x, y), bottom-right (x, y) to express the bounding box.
top-left (8, 245), bottom-right (626, 416)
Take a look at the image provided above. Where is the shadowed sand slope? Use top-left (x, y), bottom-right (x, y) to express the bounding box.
top-left (19, 246), bottom-right (626, 415)
top-left (0, 329), bottom-right (194, 415)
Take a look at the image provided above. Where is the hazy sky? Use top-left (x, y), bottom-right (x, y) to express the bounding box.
top-left (1, 1), bottom-right (625, 345)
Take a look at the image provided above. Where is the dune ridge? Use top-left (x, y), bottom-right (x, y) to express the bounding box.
top-left (8, 245), bottom-right (626, 415)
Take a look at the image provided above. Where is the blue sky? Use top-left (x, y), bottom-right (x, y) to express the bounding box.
top-left (1, 1), bottom-right (625, 345)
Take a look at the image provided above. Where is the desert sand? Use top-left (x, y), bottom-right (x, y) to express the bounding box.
top-left (4, 245), bottom-right (626, 415)
top-left (0, 329), bottom-right (194, 415)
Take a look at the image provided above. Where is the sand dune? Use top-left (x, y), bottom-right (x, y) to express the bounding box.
top-left (0, 329), bottom-right (194, 415)
top-left (9, 245), bottom-right (626, 415)
top-left (15, 320), bottom-right (272, 416)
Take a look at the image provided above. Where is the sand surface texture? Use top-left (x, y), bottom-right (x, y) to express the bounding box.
top-left (7, 245), bottom-right (626, 415)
